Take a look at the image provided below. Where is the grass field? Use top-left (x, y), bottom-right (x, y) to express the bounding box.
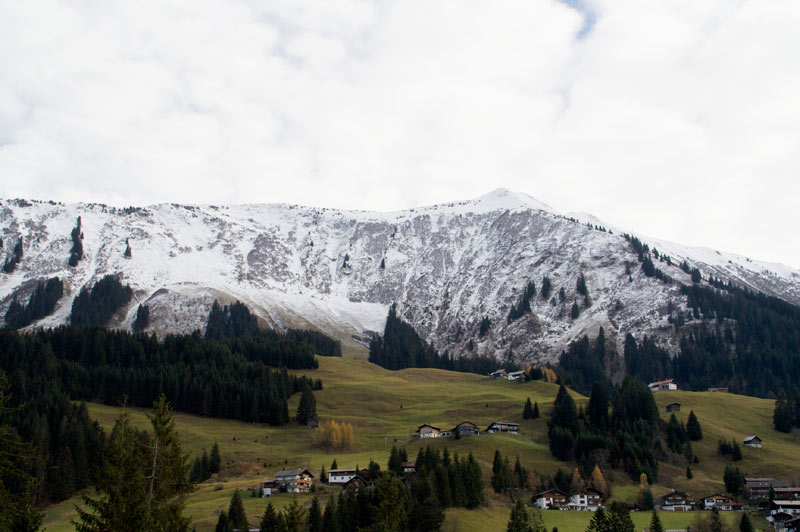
top-left (42, 356), bottom-right (798, 531)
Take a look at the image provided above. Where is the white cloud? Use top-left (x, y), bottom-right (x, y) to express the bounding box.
top-left (0, 0), bottom-right (798, 267)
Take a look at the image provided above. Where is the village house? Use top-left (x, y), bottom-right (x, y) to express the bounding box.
top-left (415, 424), bottom-right (442, 438)
top-left (708, 387), bottom-right (729, 393)
top-left (506, 371), bottom-right (526, 382)
top-left (260, 479), bottom-right (278, 497)
top-left (784, 516), bottom-right (800, 532)
top-left (771, 500), bottom-right (800, 517)
top-left (343, 475), bottom-right (368, 493)
top-left (328, 468), bottom-right (357, 485)
top-left (666, 403), bottom-right (681, 412)
top-left (660, 491), bottom-right (693, 511)
top-left (486, 421), bottom-right (519, 434)
top-left (775, 488), bottom-right (800, 501)
top-left (700, 494), bottom-right (737, 510)
top-left (534, 489), bottom-right (568, 510)
top-left (743, 435), bottom-right (762, 448)
top-left (489, 369), bottom-right (508, 379)
top-left (746, 477), bottom-right (789, 499)
top-left (648, 379), bottom-right (678, 391)
top-left (274, 468), bottom-right (314, 493)
top-left (451, 421), bottom-right (480, 437)
top-left (567, 488), bottom-right (603, 511)
top-left (306, 418), bottom-right (319, 430)
top-left (402, 461), bottom-right (416, 474)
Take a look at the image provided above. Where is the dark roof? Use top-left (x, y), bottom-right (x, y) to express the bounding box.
top-left (743, 435), bottom-right (762, 442)
top-left (574, 487), bottom-right (602, 496)
top-left (702, 494), bottom-right (733, 501)
top-left (415, 424), bottom-right (441, 431)
top-left (275, 468), bottom-right (313, 478)
top-left (534, 489), bottom-right (568, 498)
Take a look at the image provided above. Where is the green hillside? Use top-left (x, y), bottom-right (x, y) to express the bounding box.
top-left (43, 356), bottom-right (797, 531)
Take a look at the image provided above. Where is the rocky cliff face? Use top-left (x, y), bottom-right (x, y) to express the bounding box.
top-left (2, 189), bottom-right (798, 362)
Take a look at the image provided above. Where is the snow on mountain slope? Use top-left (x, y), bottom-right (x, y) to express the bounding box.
top-left (1, 190), bottom-right (798, 362)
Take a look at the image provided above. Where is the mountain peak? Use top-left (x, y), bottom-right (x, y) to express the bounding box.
top-left (471, 188), bottom-right (555, 214)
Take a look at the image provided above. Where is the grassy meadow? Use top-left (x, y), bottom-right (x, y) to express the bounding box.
top-left (42, 356), bottom-right (799, 531)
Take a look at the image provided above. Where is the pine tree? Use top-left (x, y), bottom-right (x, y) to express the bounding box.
top-left (686, 466), bottom-right (693, 479)
top-left (571, 301), bottom-right (580, 319)
top-left (0, 373), bottom-right (43, 532)
top-left (74, 410), bottom-right (151, 532)
top-left (686, 410), bottom-right (703, 441)
top-left (587, 381), bottom-right (610, 432)
top-left (321, 495), bottom-right (336, 532)
top-left (549, 385), bottom-right (578, 434)
top-left (214, 510), bottom-right (228, 532)
top-left (210, 441), bottom-right (221, 474)
top-left (227, 489), bottom-right (249, 531)
top-left (606, 502), bottom-right (635, 532)
top-left (307, 496), bottom-right (323, 532)
top-left (388, 445), bottom-right (403, 476)
top-left (260, 501), bottom-right (281, 532)
top-left (320, 465), bottom-right (328, 484)
top-left (739, 512), bottom-right (754, 532)
top-left (491, 449), bottom-right (509, 493)
top-left (372, 475), bottom-right (405, 532)
top-left (533, 402), bottom-right (540, 419)
top-left (331, 459), bottom-right (338, 470)
top-left (506, 499), bottom-right (531, 532)
top-left (649, 510), bottom-right (664, 532)
top-left (523, 397), bottom-right (534, 419)
top-left (773, 397), bottom-right (794, 433)
top-left (586, 508), bottom-right (607, 532)
top-left (296, 385), bottom-right (317, 424)
top-left (577, 274), bottom-right (588, 296)
top-left (282, 498), bottom-right (305, 532)
top-left (732, 442), bottom-right (743, 461)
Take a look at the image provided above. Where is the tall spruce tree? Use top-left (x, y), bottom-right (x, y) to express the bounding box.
top-left (260, 501), bottom-right (281, 532)
top-left (649, 510), bottom-right (664, 532)
top-left (296, 385), bottom-right (317, 424)
top-left (739, 512), bottom-right (754, 532)
top-left (307, 496), bottom-right (323, 532)
top-left (523, 397), bottom-right (534, 419)
top-left (506, 499), bottom-right (532, 532)
top-left (586, 508), bottom-right (607, 532)
top-left (209, 441), bottom-right (221, 474)
top-left (686, 410), bottom-right (703, 441)
top-left (227, 489), bottom-right (248, 531)
top-left (0, 373), bottom-right (42, 532)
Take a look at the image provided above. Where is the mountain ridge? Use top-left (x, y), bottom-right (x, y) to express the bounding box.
top-left (1, 192), bottom-right (798, 363)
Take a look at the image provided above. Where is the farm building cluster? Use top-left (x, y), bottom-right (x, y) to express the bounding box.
top-left (415, 421), bottom-right (519, 438)
top-left (488, 369), bottom-right (527, 381)
top-left (258, 463), bottom-right (419, 497)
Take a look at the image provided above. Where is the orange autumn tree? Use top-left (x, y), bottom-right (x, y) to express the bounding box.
top-left (317, 420), bottom-right (355, 449)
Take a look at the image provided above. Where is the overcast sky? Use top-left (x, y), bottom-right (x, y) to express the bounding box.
top-left (1, 1), bottom-right (798, 268)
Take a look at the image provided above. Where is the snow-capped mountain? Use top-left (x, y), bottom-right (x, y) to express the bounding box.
top-left (1, 189), bottom-right (799, 362)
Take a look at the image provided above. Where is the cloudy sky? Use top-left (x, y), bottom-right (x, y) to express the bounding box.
top-left (1, 1), bottom-right (798, 267)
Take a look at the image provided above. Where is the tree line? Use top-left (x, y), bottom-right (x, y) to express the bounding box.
top-left (0, 326), bottom-right (321, 425)
top-left (223, 443), bottom-right (485, 532)
top-left (4, 277), bottom-right (64, 328)
top-left (547, 378), bottom-right (688, 482)
top-left (206, 300), bottom-right (342, 359)
top-left (369, 304), bottom-right (501, 375)
top-left (621, 282), bottom-right (800, 399)
top-left (70, 275), bottom-right (133, 327)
